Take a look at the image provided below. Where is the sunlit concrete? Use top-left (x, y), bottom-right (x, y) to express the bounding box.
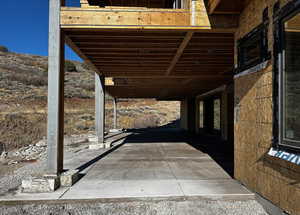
top-left (0, 129), bottom-right (252, 201)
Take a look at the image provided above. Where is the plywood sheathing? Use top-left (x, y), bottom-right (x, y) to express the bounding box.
top-left (234, 0), bottom-right (300, 214)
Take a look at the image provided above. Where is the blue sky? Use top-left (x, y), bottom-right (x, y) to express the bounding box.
top-left (0, 1), bottom-right (82, 61)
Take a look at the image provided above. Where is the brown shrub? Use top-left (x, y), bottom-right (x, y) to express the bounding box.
top-left (0, 113), bottom-right (46, 151)
top-left (0, 46), bottom-right (9, 52)
top-left (6, 73), bottom-right (47, 86)
top-left (81, 84), bottom-right (95, 91)
top-left (133, 115), bottom-right (160, 129)
top-left (65, 60), bottom-right (77, 73)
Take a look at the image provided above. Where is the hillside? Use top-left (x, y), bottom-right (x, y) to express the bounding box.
top-left (0, 49), bottom-right (180, 153)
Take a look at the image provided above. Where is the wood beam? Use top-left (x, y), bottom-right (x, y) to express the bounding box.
top-left (75, 41), bottom-right (180, 47)
top-left (67, 34), bottom-right (185, 39)
top-left (166, 32), bottom-right (193, 76)
top-left (79, 47), bottom-right (179, 51)
top-left (208, 0), bottom-right (221, 14)
top-left (61, 7), bottom-right (238, 31)
top-left (111, 78), bottom-right (226, 87)
top-left (182, 78), bottom-right (194, 85)
top-left (61, 7), bottom-right (191, 28)
top-left (103, 74), bottom-right (230, 79)
top-left (207, 0), bottom-right (245, 15)
top-left (65, 36), bottom-right (100, 74)
top-left (109, 84), bottom-right (215, 89)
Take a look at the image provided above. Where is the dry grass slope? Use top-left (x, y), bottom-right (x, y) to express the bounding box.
top-left (0, 49), bottom-right (180, 152)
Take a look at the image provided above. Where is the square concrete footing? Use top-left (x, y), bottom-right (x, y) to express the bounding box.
top-left (60, 169), bottom-right (80, 187)
top-left (89, 141), bottom-right (112, 149)
top-left (89, 143), bottom-right (105, 150)
top-left (88, 137), bottom-right (99, 142)
top-left (105, 142), bottom-right (112, 148)
top-left (109, 128), bottom-right (123, 133)
top-left (21, 175), bottom-right (60, 193)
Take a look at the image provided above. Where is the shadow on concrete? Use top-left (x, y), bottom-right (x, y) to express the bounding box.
top-left (72, 120), bottom-right (234, 181)
top-left (76, 136), bottom-right (130, 172)
top-left (185, 133), bottom-right (234, 177)
top-left (125, 120), bottom-right (234, 177)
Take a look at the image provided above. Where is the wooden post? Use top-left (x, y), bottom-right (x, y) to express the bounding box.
top-left (95, 73), bottom-right (105, 143)
top-left (47, 0), bottom-right (65, 175)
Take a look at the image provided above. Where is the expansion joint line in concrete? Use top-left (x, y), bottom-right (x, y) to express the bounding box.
top-left (158, 143), bottom-right (186, 196)
top-left (58, 187), bottom-right (71, 199)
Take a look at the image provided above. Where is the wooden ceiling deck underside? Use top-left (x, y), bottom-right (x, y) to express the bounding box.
top-left (65, 29), bottom-right (234, 99)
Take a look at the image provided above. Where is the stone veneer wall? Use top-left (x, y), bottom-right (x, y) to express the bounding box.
top-left (234, 0), bottom-right (300, 214)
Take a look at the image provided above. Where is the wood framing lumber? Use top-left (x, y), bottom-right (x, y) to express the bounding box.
top-left (166, 32), bottom-right (194, 76)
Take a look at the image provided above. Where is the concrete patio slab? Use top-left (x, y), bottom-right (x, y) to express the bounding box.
top-left (178, 180), bottom-right (251, 196)
top-left (62, 180), bottom-right (183, 199)
top-left (168, 159), bottom-right (232, 180)
top-left (0, 129), bottom-right (253, 202)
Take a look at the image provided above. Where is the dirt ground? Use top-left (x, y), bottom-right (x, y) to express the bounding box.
top-left (0, 98), bottom-right (179, 153)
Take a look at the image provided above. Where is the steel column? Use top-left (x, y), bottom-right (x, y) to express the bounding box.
top-left (95, 73), bottom-right (105, 143)
top-left (47, 0), bottom-right (65, 175)
top-left (113, 97), bottom-right (117, 129)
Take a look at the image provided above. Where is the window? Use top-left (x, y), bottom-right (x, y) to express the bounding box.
top-left (199, 101), bottom-right (204, 128)
top-left (238, 29), bottom-right (263, 71)
top-left (237, 8), bottom-right (270, 73)
top-left (278, 8), bottom-right (300, 150)
top-left (214, 99), bottom-right (221, 130)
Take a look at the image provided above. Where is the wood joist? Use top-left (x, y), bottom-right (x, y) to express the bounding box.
top-left (64, 29), bottom-right (234, 99)
top-left (206, 0), bottom-right (245, 15)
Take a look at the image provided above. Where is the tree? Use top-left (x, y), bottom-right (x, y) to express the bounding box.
top-left (65, 60), bottom-right (77, 72)
top-left (0, 46), bottom-right (9, 52)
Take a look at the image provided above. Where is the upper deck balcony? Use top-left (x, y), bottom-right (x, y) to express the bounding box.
top-left (59, 0), bottom-right (244, 99)
top-left (60, 0), bottom-right (240, 31)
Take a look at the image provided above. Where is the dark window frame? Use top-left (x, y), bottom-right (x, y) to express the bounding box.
top-left (237, 8), bottom-right (271, 73)
top-left (199, 95), bottom-right (222, 136)
top-left (273, 0), bottom-right (300, 152)
top-left (199, 100), bottom-right (204, 129)
top-left (213, 97), bottom-right (221, 132)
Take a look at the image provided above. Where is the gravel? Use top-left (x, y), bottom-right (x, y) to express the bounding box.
top-left (0, 134), bottom-right (270, 215)
top-left (0, 199), bottom-right (269, 215)
top-left (0, 135), bottom-right (92, 196)
top-left (0, 159), bottom-right (45, 196)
